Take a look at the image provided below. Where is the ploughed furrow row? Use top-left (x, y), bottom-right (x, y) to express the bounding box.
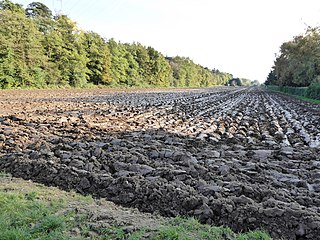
top-left (0, 87), bottom-right (320, 240)
top-left (256, 92), bottom-right (292, 148)
top-left (265, 92), bottom-right (320, 148)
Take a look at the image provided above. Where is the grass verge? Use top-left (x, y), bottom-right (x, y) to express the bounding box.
top-left (150, 217), bottom-right (270, 240)
top-left (295, 95), bottom-right (320, 104)
top-left (266, 86), bottom-right (320, 104)
top-left (0, 173), bottom-right (271, 240)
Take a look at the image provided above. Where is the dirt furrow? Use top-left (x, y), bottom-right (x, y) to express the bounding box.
top-left (0, 87), bottom-right (320, 240)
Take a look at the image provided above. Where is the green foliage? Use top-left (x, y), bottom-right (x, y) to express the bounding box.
top-left (52, 15), bottom-right (89, 87)
top-left (30, 215), bottom-right (66, 235)
top-left (267, 27), bottom-right (320, 88)
top-left (267, 85), bottom-right (307, 95)
top-left (0, 0), bottom-right (232, 89)
top-left (147, 47), bottom-right (171, 87)
top-left (226, 78), bottom-right (258, 87)
top-left (306, 83), bottom-right (320, 100)
top-left (277, 86), bottom-right (307, 96)
top-left (251, 80), bottom-right (260, 86)
top-left (227, 78), bottom-right (242, 86)
top-left (0, 179), bottom-right (271, 240)
top-left (168, 57), bottom-right (232, 88)
top-left (0, 171), bottom-right (11, 178)
top-left (107, 39), bottom-right (130, 86)
top-left (240, 78), bottom-right (252, 86)
top-left (84, 32), bottom-right (112, 85)
top-left (0, 191), bottom-right (72, 240)
top-left (0, 38), bottom-right (15, 88)
top-left (0, 7), bottom-right (47, 88)
top-left (151, 217), bottom-right (271, 240)
top-left (25, 2), bottom-right (52, 19)
top-left (97, 217), bottom-right (271, 240)
top-left (265, 69), bottom-right (277, 85)
top-left (99, 226), bottom-right (147, 240)
top-left (152, 217), bottom-right (234, 240)
top-left (297, 96), bottom-right (320, 104)
top-left (237, 230), bottom-right (271, 240)
top-left (266, 85), bottom-right (320, 102)
top-left (25, 1), bottom-right (53, 34)
top-left (127, 42), bottom-right (150, 85)
top-left (0, 0), bottom-right (23, 12)
top-left (124, 44), bottom-right (140, 86)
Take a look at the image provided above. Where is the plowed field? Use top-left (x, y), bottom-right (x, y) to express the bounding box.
top-left (1, 87), bottom-right (319, 239)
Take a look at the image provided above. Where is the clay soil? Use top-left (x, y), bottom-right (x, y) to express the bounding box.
top-left (0, 87), bottom-right (320, 239)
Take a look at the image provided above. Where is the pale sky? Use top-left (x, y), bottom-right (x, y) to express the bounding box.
top-left (13, 0), bottom-right (320, 82)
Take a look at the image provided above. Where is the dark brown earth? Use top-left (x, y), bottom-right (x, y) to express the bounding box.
top-left (0, 87), bottom-right (319, 240)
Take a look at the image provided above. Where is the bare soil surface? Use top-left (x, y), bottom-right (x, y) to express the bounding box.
top-left (0, 87), bottom-right (320, 239)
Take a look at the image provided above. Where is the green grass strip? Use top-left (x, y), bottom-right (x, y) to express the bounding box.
top-left (0, 176), bottom-right (271, 240)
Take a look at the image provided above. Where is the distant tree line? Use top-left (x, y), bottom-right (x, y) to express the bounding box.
top-left (167, 56), bottom-right (232, 87)
top-left (0, 0), bottom-right (233, 89)
top-left (226, 78), bottom-right (259, 87)
top-left (265, 27), bottom-right (320, 99)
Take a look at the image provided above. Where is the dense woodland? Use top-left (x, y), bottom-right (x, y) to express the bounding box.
top-left (0, 0), bottom-right (233, 89)
top-left (266, 27), bottom-right (320, 88)
top-left (265, 27), bottom-right (320, 99)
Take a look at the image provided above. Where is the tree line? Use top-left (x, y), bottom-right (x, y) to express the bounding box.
top-left (265, 27), bottom-right (320, 99)
top-left (0, 0), bottom-right (233, 89)
top-left (265, 27), bottom-right (320, 87)
top-left (226, 78), bottom-right (260, 87)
